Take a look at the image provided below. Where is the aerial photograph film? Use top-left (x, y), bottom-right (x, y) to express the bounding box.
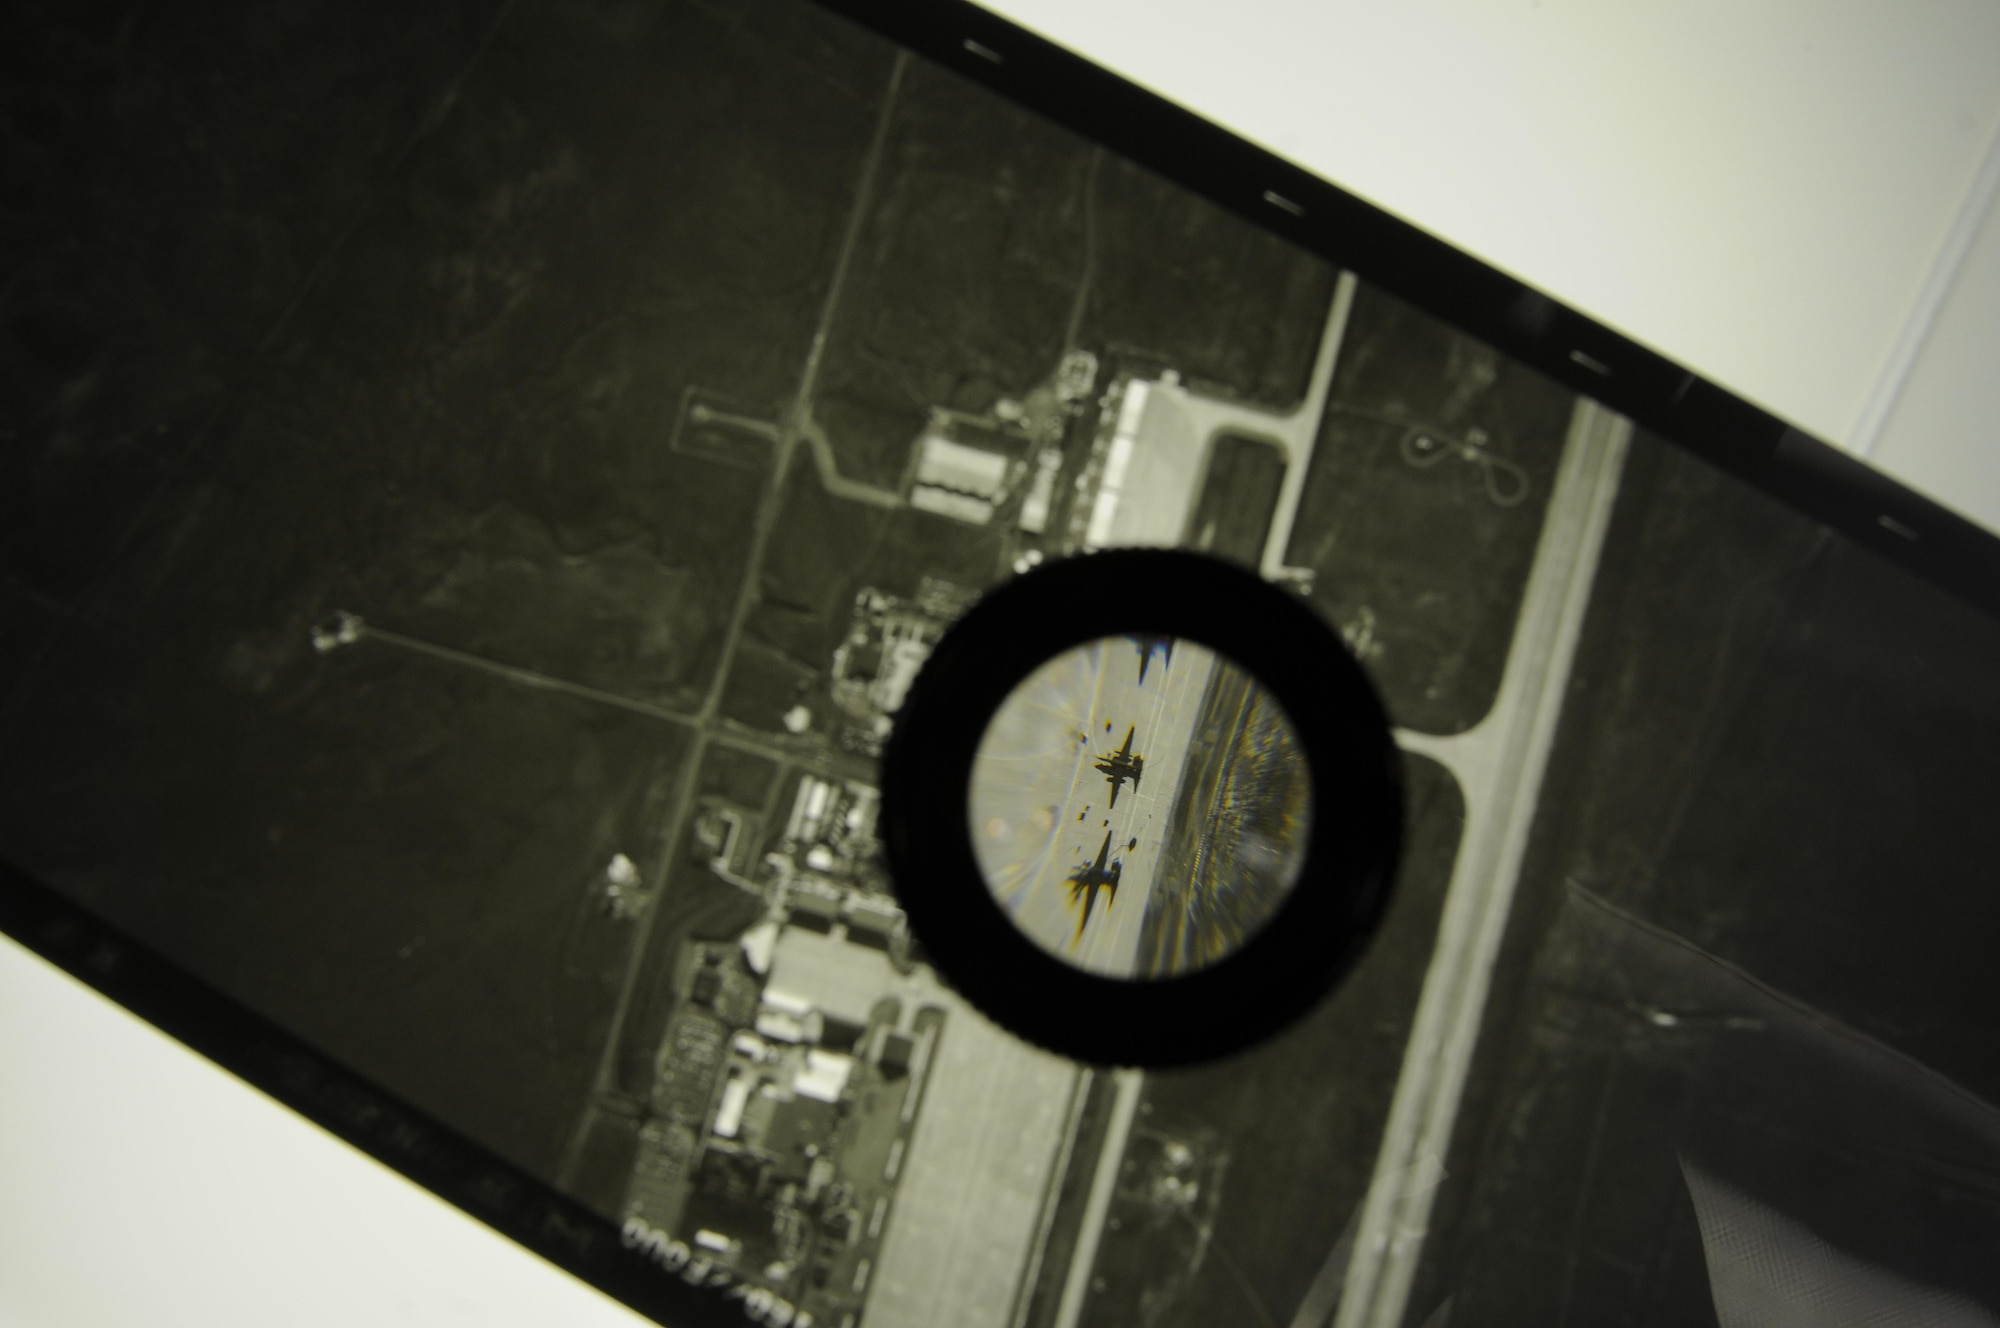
top-left (6, 1), bottom-right (2000, 1326)
top-left (969, 636), bottom-right (1309, 979)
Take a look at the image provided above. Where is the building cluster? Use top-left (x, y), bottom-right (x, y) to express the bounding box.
top-left (888, 348), bottom-right (1230, 576)
top-left (636, 742), bottom-right (937, 1323)
top-left (776, 775), bottom-right (883, 886)
top-left (901, 349), bottom-right (1100, 536)
top-left (625, 881), bottom-right (937, 1326)
top-left (692, 765), bottom-right (894, 902)
top-left (829, 577), bottom-right (977, 756)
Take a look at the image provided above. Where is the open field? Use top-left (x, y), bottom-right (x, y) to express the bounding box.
top-left (1071, 755), bottom-right (1463, 1328)
top-left (1283, 283), bottom-right (1577, 735)
top-left (1405, 435), bottom-right (2000, 1325)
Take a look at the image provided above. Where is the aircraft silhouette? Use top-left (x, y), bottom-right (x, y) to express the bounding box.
top-left (1094, 725), bottom-right (1144, 807)
top-left (1065, 829), bottom-right (1123, 939)
top-left (1132, 633), bottom-right (1176, 686)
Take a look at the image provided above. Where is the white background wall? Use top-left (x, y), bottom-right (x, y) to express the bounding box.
top-left (988, 0), bottom-right (2000, 534)
top-left (6, 4), bottom-right (1998, 1325)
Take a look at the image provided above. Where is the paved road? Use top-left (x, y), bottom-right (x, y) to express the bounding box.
top-left (968, 637), bottom-right (1217, 978)
top-left (1329, 401), bottom-right (1632, 1328)
top-left (551, 51), bottom-right (913, 1187)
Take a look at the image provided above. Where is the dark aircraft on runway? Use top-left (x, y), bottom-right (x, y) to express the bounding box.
top-left (1066, 830), bottom-right (1123, 939)
top-left (1094, 725), bottom-right (1144, 807)
top-left (1131, 633), bottom-right (1175, 686)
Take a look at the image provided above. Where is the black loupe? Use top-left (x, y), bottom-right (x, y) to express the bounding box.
top-left (879, 548), bottom-right (1404, 1067)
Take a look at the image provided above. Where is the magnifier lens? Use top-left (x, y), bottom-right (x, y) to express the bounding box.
top-left (966, 634), bottom-right (1311, 980)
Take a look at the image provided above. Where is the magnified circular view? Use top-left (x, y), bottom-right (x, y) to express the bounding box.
top-left (967, 634), bottom-right (1312, 979)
